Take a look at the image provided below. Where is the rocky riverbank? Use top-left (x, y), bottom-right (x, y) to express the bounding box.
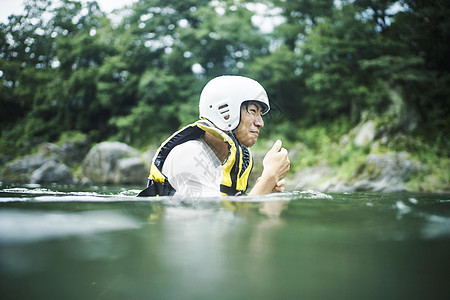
top-left (287, 152), bottom-right (422, 193)
top-left (0, 140), bottom-right (152, 187)
top-left (0, 117), bottom-right (447, 193)
top-left (0, 143), bottom-right (434, 193)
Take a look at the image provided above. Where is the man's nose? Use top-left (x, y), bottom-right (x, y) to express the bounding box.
top-left (254, 114), bottom-right (264, 128)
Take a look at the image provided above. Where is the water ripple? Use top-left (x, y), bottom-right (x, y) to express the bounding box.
top-left (0, 209), bottom-right (140, 245)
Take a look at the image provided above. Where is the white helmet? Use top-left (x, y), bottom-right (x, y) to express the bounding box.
top-left (199, 75), bottom-right (270, 131)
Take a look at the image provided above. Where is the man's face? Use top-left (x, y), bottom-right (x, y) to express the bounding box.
top-left (234, 102), bottom-right (265, 147)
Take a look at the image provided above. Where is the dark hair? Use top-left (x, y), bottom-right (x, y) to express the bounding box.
top-left (242, 101), bottom-right (263, 112)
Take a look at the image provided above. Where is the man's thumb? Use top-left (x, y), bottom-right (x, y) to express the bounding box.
top-left (271, 139), bottom-right (282, 152)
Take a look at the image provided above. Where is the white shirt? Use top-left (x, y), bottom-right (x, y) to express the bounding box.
top-left (161, 138), bottom-right (223, 198)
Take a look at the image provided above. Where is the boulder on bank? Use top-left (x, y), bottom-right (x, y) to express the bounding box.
top-left (354, 120), bottom-right (376, 146)
top-left (0, 135), bottom-right (91, 184)
top-left (31, 160), bottom-right (74, 184)
top-left (0, 143), bottom-right (72, 184)
top-left (288, 164), bottom-right (334, 191)
top-left (0, 154), bottom-right (51, 182)
top-left (290, 152), bottom-right (420, 193)
top-left (350, 152), bottom-right (420, 192)
top-left (81, 142), bottom-right (148, 185)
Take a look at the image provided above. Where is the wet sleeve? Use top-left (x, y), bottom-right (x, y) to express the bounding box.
top-left (162, 141), bottom-right (222, 198)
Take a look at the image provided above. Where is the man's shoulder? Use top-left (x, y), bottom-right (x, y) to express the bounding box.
top-left (171, 138), bottom-right (207, 153)
top-left (168, 138), bottom-right (211, 160)
top-left (169, 138), bottom-right (220, 166)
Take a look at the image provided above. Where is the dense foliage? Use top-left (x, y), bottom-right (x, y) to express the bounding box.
top-left (1, 0), bottom-right (449, 156)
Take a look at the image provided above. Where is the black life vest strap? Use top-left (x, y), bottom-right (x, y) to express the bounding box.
top-left (137, 178), bottom-right (175, 197)
top-left (220, 184), bottom-right (244, 196)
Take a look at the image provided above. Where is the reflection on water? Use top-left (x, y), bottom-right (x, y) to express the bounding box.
top-left (0, 184), bottom-right (449, 299)
top-left (0, 210), bottom-right (140, 244)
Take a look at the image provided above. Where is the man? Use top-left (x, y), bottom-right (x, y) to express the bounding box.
top-left (138, 75), bottom-right (290, 197)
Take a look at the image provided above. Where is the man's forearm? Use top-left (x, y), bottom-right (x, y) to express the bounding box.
top-left (247, 174), bottom-right (278, 196)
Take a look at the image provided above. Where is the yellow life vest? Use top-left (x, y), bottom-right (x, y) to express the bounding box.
top-left (137, 119), bottom-right (253, 197)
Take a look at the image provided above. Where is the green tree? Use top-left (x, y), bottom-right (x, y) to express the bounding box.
top-left (1, 0), bottom-right (448, 157)
top-left (387, 0), bottom-right (450, 137)
top-left (354, 0), bottom-right (450, 139)
top-left (1, 0), bottom-right (58, 154)
top-left (299, 3), bottom-right (385, 123)
top-left (0, 0), bottom-right (111, 154)
top-left (98, 0), bottom-right (209, 145)
top-left (177, 1), bottom-right (269, 77)
top-left (106, 0), bottom-right (271, 146)
top-left (271, 0), bottom-right (334, 50)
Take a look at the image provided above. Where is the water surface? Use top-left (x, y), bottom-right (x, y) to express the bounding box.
top-left (0, 184), bottom-right (449, 299)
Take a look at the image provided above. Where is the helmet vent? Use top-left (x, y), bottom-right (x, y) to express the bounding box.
top-left (218, 104), bottom-right (230, 120)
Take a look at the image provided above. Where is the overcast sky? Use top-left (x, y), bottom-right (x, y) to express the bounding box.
top-left (0, 0), bottom-right (137, 23)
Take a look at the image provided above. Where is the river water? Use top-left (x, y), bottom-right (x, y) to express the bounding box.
top-left (0, 184), bottom-right (449, 300)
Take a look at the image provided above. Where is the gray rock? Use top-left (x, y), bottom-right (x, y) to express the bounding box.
top-left (114, 157), bottom-right (148, 185)
top-left (354, 120), bottom-right (376, 146)
top-left (351, 152), bottom-right (419, 192)
top-left (82, 142), bottom-right (147, 184)
top-left (289, 152), bottom-right (420, 193)
top-left (38, 143), bottom-right (63, 158)
top-left (0, 153), bottom-right (58, 183)
top-left (0, 142), bottom-right (80, 183)
top-left (289, 164), bottom-right (334, 191)
top-left (322, 180), bottom-right (355, 193)
top-left (142, 147), bottom-right (156, 167)
top-left (31, 160), bottom-right (74, 184)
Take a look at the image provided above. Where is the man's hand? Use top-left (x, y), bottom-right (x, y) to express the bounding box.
top-left (249, 140), bottom-right (290, 196)
top-left (273, 179), bottom-right (286, 193)
top-left (262, 140), bottom-right (290, 182)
